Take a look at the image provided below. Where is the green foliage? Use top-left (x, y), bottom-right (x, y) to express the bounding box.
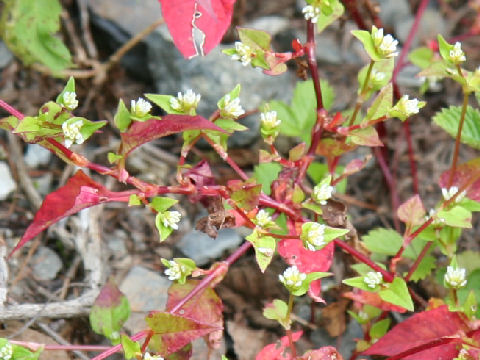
top-left (253, 162), bottom-right (282, 195)
top-left (378, 277), bottom-right (414, 311)
top-left (314, 0), bottom-right (344, 33)
top-left (0, 0), bottom-right (72, 72)
top-left (307, 162), bottom-right (346, 193)
top-left (270, 80), bottom-right (334, 143)
top-left (364, 84), bottom-right (393, 122)
top-left (369, 318), bottom-right (391, 340)
top-left (363, 228), bottom-right (403, 255)
top-left (246, 230), bottom-right (276, 272)
top-left (150, 197), bottom-right (178, 213)
top-left (351, 30), bottom-right (380, 61)
top-left (263, 299), bottom-right (291, 329)
top-left (0, 338), bottom-right (41, 360)
top-left (433, 105), bottom-right (480, 149)
top-left (114, 100), bottom-right (132, 132)
top-left (121, 335), bottom-right (141, 360)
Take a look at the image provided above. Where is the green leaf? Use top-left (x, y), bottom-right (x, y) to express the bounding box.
top-left (121, 335), bottom-right (141, 360)
top-left (238, 27), bottom-right (271, 51)
top-left (214, 118), bottom-right (248, 132)
top-left (56, 76), bottom-right (75, 104)
top-left (363, 228), bottom-right (403, 256)
top-left (229, 181), bottom-right (262, 211)
top-left (462, 291), bottom-right (477, 319)
top-left (150, 197), bottom-right (178, 212)
top-left (437, 205), bottom-right (472, 228)
top-left (349, 126), bottom-right (383, 147)
top-left (246, 231), bottom-right (276, 272)
top-left (128, 194), bottom-right (141, 206)
top-left (369, 318), bottom-right (391, 340)
top-left (379, 277), bottom-right (414, 311)
top-left (315, 0), bottom-right (344, 33)
top-left (89, 280), bottom-right (130, 345)
top-left (155, 214), bottom-right (174, 242)
top-left (437, 34), bottom-right (454, 63)
top-left (218, 84), bottom-right (241, 110)
top-left (107, 152), bottom-right (123, 164)
top-left (342, 275), bottom-right (376, 292)
top-left (433, 105), bottom-right (480, 149)
top-left (351, 30), bottom-right (380, 61)
top-left (407, 255), bottom-right (436, 282)
top-left (408, 47), bottom-right (434, 69)
top-left (457, 269), bottom-right (480, 318)
top-left (253, 162), bottom-right (282, 195)
top-left (364, 84), bottom-right (393, 122)
top-left (145, 94), bottom-right (182, 114)
top-left (79, 118), bottom-right (107, 140)
top-left (320, 79), bottom-right (335, 110)
top-left (291, 272), bottom-right (330, 296)
top-left (0, 0), bottom-right (72, 71)
top-left (358, 58), bottom-right (394, 97)
top-left (307, 162), bottom-right (346, 193)
top-left (263, 299), bottom-right (291, 329)
top-left (114, 100), bottom-right (132, 132)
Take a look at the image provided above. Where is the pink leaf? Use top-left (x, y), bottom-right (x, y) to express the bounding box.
top-left (146, 312), bottom-right (221, 355)
top-left (397, 194), bottom-right (426, 227)
top-left (120, 115), bottom-right (225, 157)
top-left (159, 0), bottom-right (236, 58)
top-left (363, 305), bottom-right (468, 359)
top-left (256, 331), bottom-right (303, 360)
top-left (166, 280), bottom-right (223, 349)
top-left (439, 158), bottom-right (480, 201)
top-left (301, 347), bottom-right (344, 360)
top-left (11, 171), bottom-right (130, 255)
top-left (278, 239), bottom-right (334, 302)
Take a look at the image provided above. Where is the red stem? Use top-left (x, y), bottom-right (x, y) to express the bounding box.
top-left (340, 0), bottom-right (367, 30)
top-left (334, 239), bottom-right (394, 282)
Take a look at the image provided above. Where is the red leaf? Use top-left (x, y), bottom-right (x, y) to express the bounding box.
top-left (166, 280), bottom-right (223, 349)
top-left (363, 305), bottom-right (468, 359)
top-left (439, 157), bottom-right (480, 201)
top-left (343, 290), bottom-right (407, 313)
top-left (159, 0), bottom-right (236, 58)
top-left (300, 347), bottom-right (344, 360)
top-left (256, 331), bottom-right (303, 360)
top-left (11, 171), bottom-right (129, 255)
top-left (120, 115), bottom-right (225, 157)
top-left (146, 312), bottom-right (220, 355)
top-left (278, 239), bottom-right (334, 302)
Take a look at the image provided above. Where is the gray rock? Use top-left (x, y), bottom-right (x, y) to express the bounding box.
top-left (376, 0), bottom-right (411, 29)
top-left (310, 319), bottom-right (363, 358)
top-left (395, 9), bottom-right (446, 46)
top-left (244, 16), bottom-right (291, 37)
top-left (396, 64), bottom-right (423, 88)
top-left (107, 230), bottom-right (128, 258)
top-left (148, 35), bottom-right (295, 147)
top-left (0, 162), bottom-right (16, 200)
top-left (24, 144), bottom-right (52, 167)
top-left (31, 247), bottom-right (63, 281)
top-left (0, 41), bottom-right (13, 69)
top-left (176, 228), bottom-right (242, 266)
top-left (120, 265), bottom-right (171, 333)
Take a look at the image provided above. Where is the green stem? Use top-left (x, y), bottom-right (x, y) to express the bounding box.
top-left (286, 293), bottom-right (297, 358)
top-left (348, 60), bottom-right (375, 126)
top-left (447, 88), bottom-right (470, 187)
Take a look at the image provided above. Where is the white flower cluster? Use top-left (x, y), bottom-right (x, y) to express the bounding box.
top-left (231, 42), bottom-right (254, 66)
top-left (0, 342), bottom-right (13, 360)
top-left (164, 260), bottom-right (186, 281)
top-left (442, 186), bottom-right (467, 203)
top-left (63, 91), bottom-right (79, 111)
top-left (131, 97), bottom-right (152, 117)
top-left (159, 210), bottom-right (182, 230)
top-left (255, 209), bottom-right (273, 228)
top-left (448, 42), bottom-right (466, 64)
top-left (261, 111), bottom-right (281, 131)
top-left (170, 89), bottom-right (201, 113)
top-left (444, 266), bottom-right (467, 288)
top-left (372, 26), bottom-right (398, 58)
top-left (279, 265), bottom-right (306, 290)
top-left (62, 119), bottom-right (84, 148)
top-left (221, 94), bottom-right (245, 118)
top-left (363, 271), bottom-right (383, 289)
top-left (302, 4), bottom-right (322, 23)
top-left (304, 223), bottom-right (326, 251)
top-left (312, 181), bottom-right (335, 205)
top-left (391, 95), bottom-right (423, 119)
top-left (144, 352), bottom-right (164, 360)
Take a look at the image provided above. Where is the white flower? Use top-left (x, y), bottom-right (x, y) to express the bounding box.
top-left (160, 210), bottom-right (182, 230)
top-left (371, 26), bottom-right (398, 58)
top-left (448, 42), bottom-right (466, 64)
top-left (427, 208), bottom-right (445, 226)
top-left (231, 42), bottom-right (254, 66)
top-left (390, 95), bottom-right (424, 119)
top-left (221, 94), bottom-right (245, 118)
top-left (144, 352), bottom-right (164, 360)
top-left (358, 311), bottom-right (369, 320)
top-left (312, 181), bottom-right (335, 205)
top-left (364, 271), bottom-right (383, 289)
top-left (169, 89), bottom-right (201, 113)
top-left (303, 222), bottom-right (326, 251)
top-left (261, 111), bottom-right (281, 130)
top-left (164, 260), bottom-right (185, 281)
top-left (131, 97), bottom-right (152, 117)
top-left (442, 186), bottom-right (467, 203)
top-left (445, 266), bottom-right (467, 288)
top-left (279, 265), bottom-right (307, 290)
top-left (62, 119), bottom-right (84, 148)
top-left (371, 70), bottom-right (386, 84)
top-left (302, 5), bottom-right (322, 23)
top-left (0, 342), bottom-right (13, 360)
top-left (255, 209), bottom-right (273, 228)
top-left (63, 91), bottom-right (79, 110)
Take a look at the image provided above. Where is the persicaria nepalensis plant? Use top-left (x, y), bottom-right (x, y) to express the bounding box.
top-left (1, 0), bottom-right (480, 359)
